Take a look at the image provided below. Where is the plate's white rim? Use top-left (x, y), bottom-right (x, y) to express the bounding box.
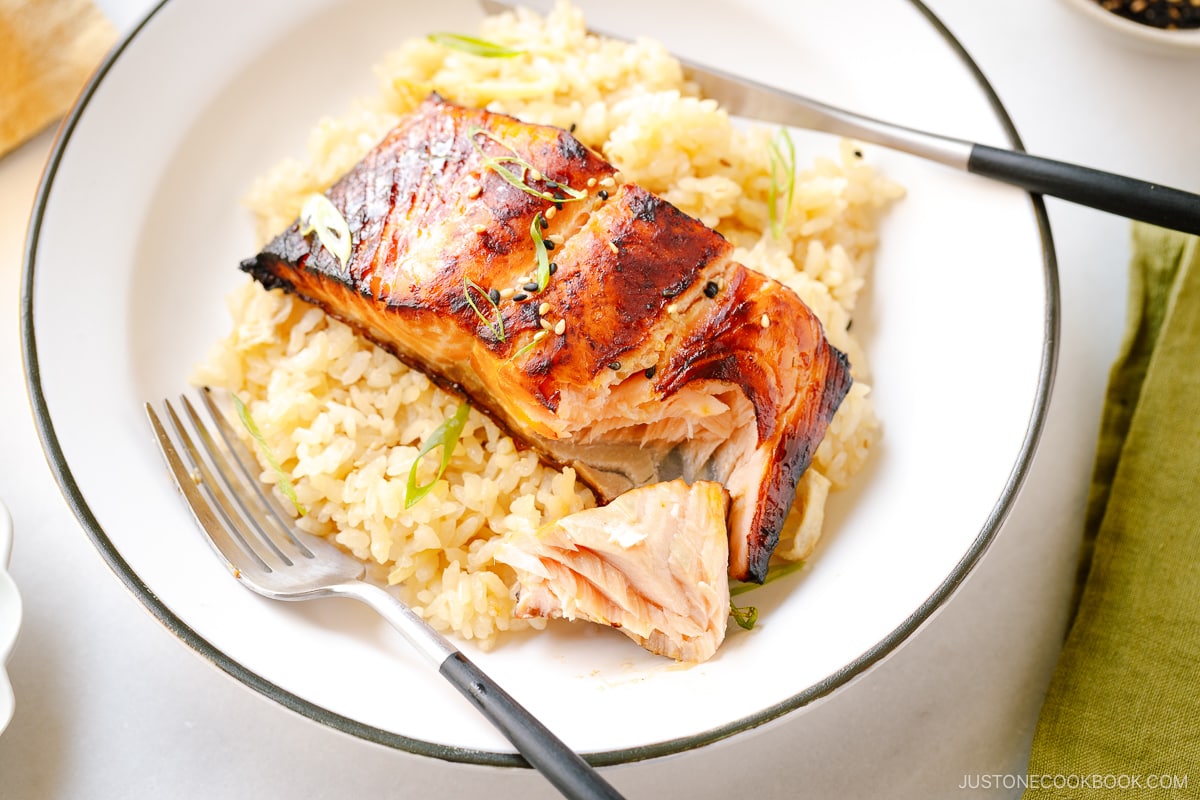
top-left (20, 0), bottom-right (1059, 768)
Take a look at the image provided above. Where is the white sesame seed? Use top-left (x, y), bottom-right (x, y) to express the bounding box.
top-left (499, 287), bottom-right (516, 299)
top-left (608, 241), bottom-right (619, 254)
top-left (545, 206), bottom-right (558, 220)
top-left (554, 319), bottom-right (566, 335)
top-left (466, 185), bottom-right (482, 199)
top-left (600, 176), bottom-right (616, 188)
top-left (538, 302), bottom-right (551, 316)
top-left (760, 314), bottom-right (770, 328)
top-left (540, 318), bottom-right (554, 332)
top-left (612, 171), bottom-right (624, 184)
top-left (530, 169), bottom-right (542, 181)
top-left (533, 330), bottom-right (549, 341)
top-left (548, 234), bottom-right (565, 245)
top-left (586, 177), bottom-right (597, 187)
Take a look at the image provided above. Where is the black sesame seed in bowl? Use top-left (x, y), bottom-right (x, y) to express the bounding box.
top-left (1060, 0), bottom-right (1200, 51)
top-left (1097, 0), bottom-right (1200, 30)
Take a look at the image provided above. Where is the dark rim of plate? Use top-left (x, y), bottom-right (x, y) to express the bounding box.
top-left (20, 0), bottom-right (1059, 769)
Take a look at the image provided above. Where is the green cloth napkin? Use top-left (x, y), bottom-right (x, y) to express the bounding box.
top-left (1024, 225), bottom-right (1200, 799)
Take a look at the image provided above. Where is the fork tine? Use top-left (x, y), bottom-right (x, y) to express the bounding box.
top-left (146, 402), bottom-right (272, 579)
top-left (159, 399), bottom-right (280, 572)
top-left (195, 388), bottom-right (314, 559)
top-left (149, 399), bottom-right (624, 799)
top-left (178, 393), bottom-right (307, 566)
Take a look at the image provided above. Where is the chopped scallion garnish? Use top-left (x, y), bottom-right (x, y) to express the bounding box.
top-left (405, 402), bottom-right (471, 509)
top-left (469, 127), bottom-right (588, 204)
top-left (767, 127), bottom-right (796, 240)
top-left (530, 212), bottom-right (551, 291)
top-left (231, 394), bottom-right (306, 517)
top-left (463, 275), bottom-right (506, 342)
top-left (728, 560), bottom-right (807, 630)
top-left (730, 602), bottom-right (759, 631)
top-left (508, 330), bottom-right (549, 362)
top-left (299, 193), bottom-right (352, 268)
top-left (427, 32), bottom-right (524, 58)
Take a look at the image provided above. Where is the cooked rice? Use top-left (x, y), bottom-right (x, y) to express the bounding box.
top-left (193, 1), bottom-right (904, 647)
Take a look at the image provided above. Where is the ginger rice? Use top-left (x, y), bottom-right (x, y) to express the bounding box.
top-left (193, 1), bottom-right (904, 648)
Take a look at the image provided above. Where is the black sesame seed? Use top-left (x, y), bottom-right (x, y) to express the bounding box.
top-left (598, 189), bottom-right (609, 200)
top-left (544, 240), bottom-right (555, 251)
top-left (545, 180), bottom-right (559, 189)
top-left (853, 149), bottom-right (863, 159)
top-left (488, 288), bottom-right (501, 304)
top-left (513, 292), bottom-right (529, 302)
top-left (569, 122), bottom-right (577, 133)
top-left (554, 201), bottom-right (564, 211)
top-left (1097, 0), bottom-right (1200, 29)
top-left (644, 365), bottom-right (657, 379)
top-left (539, 215), bottom-right (549, 229)
top-left (548, 262), bottom-right (558, 275)
top-left (608, 362), bottom-right (621, 371)
top-left (523, 282), bottom-right (540, 292)
top-left (703, 281), bottom-right (719, 298)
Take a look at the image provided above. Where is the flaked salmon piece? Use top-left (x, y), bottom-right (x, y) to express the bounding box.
top-left (241, 94), bottom-right (852, 582)
top-left (496, 479), bottom-right (731, 663)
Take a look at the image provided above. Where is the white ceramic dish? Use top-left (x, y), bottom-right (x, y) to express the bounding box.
top-left (1058, 0), bottom-right (1200, 54)
top-left (0, 500), bottom-right (19, 737)
top-left (22, 0), bottom-right (1057, 764)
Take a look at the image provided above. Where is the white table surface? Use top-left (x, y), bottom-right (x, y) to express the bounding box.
top-left (2, 1), bottom-right (1198, 797)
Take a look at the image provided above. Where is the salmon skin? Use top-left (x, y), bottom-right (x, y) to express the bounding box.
top-left (241, 94), bottom-right (852, 582)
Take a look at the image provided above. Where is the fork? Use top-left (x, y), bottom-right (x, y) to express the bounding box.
top-left (478, 0), bottom-right (1200, 236)
top-left (145, 390), bottom-right (626, 800)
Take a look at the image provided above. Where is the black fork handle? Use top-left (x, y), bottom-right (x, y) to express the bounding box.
top-left (440, 652), bottom-right (626, 800)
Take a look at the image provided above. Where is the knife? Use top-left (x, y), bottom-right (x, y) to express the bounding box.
top-left (477, 0), bottom-right (1200, 236)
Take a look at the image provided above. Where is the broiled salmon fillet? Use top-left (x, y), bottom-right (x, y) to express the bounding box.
top-left (241, 94), bottom-right (851, 582)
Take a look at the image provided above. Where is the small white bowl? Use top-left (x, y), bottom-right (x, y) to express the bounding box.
top-left (1058, 0), bottom-right (1200, 54)
top-left (0, 500), bottom-right (20, 736)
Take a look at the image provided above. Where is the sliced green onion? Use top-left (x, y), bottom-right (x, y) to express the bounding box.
top-left (530, 212), bottom-right (551, 291)
top-left (729, 559), bottom-right (806, 597)
top-left (729, 559), bottom-right (807, 629)
top-left (427, 32), bottom-right (524, 58)
top-left (468, 127), bottom-right (588, 204)
top-left (405, 402), bottom-right (471, 509)
top-left (231, 394), bottom-right (306, 517)
top-left (508, 330), bottom-right (549, 362)
top-left (730, 602), bottom-right (759, 631)
top-left (299, 193), bottom-right (352, 268)
top-left (463, 275), bottom-right (505, 342)
top-left (767, 127), bottom-right (796, 240)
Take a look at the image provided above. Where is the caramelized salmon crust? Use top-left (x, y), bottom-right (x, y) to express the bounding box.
top-left (242, 94), bottom-right (852, 582)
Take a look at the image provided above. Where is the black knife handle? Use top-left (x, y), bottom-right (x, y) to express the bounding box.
top-left (968, 144), bottom-right (1200, 235)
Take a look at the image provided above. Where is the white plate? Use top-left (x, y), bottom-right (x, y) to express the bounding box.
top-left (0, 500), bottom-right (19, 736)
top-left (22, 0), bottom-right (1056, 763)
